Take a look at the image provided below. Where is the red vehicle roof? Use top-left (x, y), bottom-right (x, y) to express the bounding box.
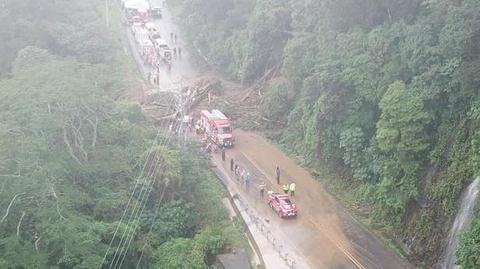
top-left (202, 110), bottom-right (231, 127)
top-left (274, 194), bottom-right (289, 199)
top-left (212, 119), bottom-right (231, 127)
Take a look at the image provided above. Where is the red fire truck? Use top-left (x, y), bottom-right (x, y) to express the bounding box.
top-left (124, 0), bottom-right (150, 24)
top-left (200, 110), bottom-right (234, 147)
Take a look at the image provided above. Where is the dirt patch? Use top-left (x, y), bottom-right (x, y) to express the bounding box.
top-left (216, 130), bottom-right (412, 269)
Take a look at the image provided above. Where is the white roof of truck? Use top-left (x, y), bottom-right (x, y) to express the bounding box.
top-left (211, 110), bottom-right (228, 120)
top-left (124, 0), bottom-right (149, 10)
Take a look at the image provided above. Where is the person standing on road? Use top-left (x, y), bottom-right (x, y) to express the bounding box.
top-left (178, 47), bottom-right (182, 58)
top-left (245, 172), bottom-right (251, 190)
top-left (221, 147), bottom-right (226, 162)
top-left (289, 182), bottom-right (296, 196)
top-left (276, 165), bottom-right (281, 184)
top-left (230, 158), bottom-right (234, 172)
top-left (282, 183), bottom-right (289, 194)
top-left (234, 164), bottom-right (239, 181)
top-left (170, 32), bottom-right (174, 42)
top-left (240, 168), bottom-right (245, 184)
top-left (173, 47), bottom-right (177, 58)
top-left (259, 181), bottom-right (266, 198)
top-left (174, 33), bottom-right (178, 43)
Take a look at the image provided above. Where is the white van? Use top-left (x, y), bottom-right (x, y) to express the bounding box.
top-left (153, 38), bottom-right (172, 60)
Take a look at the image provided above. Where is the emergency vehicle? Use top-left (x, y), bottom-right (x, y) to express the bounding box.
top-left (153, 38), bottom-right (172, 63)
top-left (268, 193), bottom-right (297, 218)
top-left (133, 26), bottom-right (156, 65)
top-left (124, 0), bottom-right (150, 24)
top-left (200, 110), bottom-right (234, 147)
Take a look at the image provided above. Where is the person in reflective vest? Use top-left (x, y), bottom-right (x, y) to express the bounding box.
top-left (244, 172), bottom-right (251, 189)
top-left (289, 182), bottom-right (296, 196)
top-left (282, 184), bottom-right (289, 194)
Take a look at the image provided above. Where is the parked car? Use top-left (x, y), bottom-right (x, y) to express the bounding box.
top-left (268, 192), bottom-right (297, 218)
top-left (153, 38), bottom-right (172, 61)
top-left (150, 6), bottom-right (162, 18)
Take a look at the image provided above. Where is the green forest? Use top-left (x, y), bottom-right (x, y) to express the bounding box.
top-left (0, 0), bottom-right (245, 268)
top-left (169, 0), bottom-right (480, 267)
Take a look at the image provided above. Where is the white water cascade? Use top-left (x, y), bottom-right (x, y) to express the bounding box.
top-left (442, 177), bottom-right (480, 269)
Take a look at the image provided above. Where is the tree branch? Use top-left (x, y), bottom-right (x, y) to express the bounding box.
top-left (0, 192), bottom-right (25, 224)
top-left (63, 128), bottom-right (83, 166)
top-left (16, 211), bottom-right (26, 237)
top-left (51, 186), bottom-right (66, 220)
top-left (72, 122), bottom-right (88, 161)
top-left (86, 116), bottom-right (98, 149)
top-left (34, 234), bottom-right (41, 253)
top-left (0, 174), bottom-right (22, 177)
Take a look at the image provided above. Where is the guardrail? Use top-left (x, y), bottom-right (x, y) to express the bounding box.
top-left (235, 197), bottom-right (299, 269)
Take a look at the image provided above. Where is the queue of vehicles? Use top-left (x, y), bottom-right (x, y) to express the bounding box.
top-left (123, 0), bottom-right (298, 220)
top-left (123, 0), bottom-right (171, 67)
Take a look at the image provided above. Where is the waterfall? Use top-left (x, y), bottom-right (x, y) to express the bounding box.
top-left (442, 177), bottom-right (480, 269)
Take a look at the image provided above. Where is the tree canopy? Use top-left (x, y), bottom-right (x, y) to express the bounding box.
top-left (0, 0), bottom-right (246, 268)
top-left (170, 0), bottom-right (480, 266)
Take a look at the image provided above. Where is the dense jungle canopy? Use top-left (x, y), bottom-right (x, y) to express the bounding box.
top-left (0, 0), bottom-right (245, 268)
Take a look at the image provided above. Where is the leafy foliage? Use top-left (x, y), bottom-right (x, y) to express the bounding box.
top-left (456, 217), bottom-right (480, 268)
top-left (0, 0), bottom-right (245, 268)
top-left (173, 0), bottom-right (480, 266)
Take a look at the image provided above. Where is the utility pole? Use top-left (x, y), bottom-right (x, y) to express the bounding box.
top-left (105, 0), bottom-right (110, 27)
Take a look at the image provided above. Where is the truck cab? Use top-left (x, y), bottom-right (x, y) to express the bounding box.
top-left (150, 6), bottom-right (162, 18)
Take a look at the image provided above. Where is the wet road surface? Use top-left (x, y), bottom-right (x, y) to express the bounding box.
top-left (211, 130), bottom-right (412, 269)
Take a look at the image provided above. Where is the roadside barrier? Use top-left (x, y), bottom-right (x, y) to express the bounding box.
top-left (236, 197), bottom-right (299, 269)
top-left (215, 153), bottom-right (305, 269)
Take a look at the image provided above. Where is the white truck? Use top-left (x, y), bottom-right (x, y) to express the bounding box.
top-left (133, 27), bottom-right (156, 65)
top-left (153, 38), bottom-right (172, 62)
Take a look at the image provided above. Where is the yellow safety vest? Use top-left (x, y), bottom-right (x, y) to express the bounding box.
top-left (289, 183), bottom-right (296, 191)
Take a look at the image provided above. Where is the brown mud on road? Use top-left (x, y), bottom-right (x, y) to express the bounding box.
top-left (212, 129), bottom-right (412, 269)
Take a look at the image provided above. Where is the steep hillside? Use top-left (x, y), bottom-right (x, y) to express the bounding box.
top-left (169, 0), bottom-right (480, 267)
top-left (0, 0), bottom-right (247, 268)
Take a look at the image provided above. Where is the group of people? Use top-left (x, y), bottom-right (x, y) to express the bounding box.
top-left (230, 158), bottom-right (253, 190)
top-left (169, 32), bottom-right (182, 58)
top-left (282, 182), bottom-right (296, 196)
top-left (173, 46), bottom-right (182, 58)
top-left (227, 157), bottom-right (298, 198)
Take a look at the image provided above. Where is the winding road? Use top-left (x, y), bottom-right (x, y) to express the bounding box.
top-left (125, 1), bottom-right (413, 268)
